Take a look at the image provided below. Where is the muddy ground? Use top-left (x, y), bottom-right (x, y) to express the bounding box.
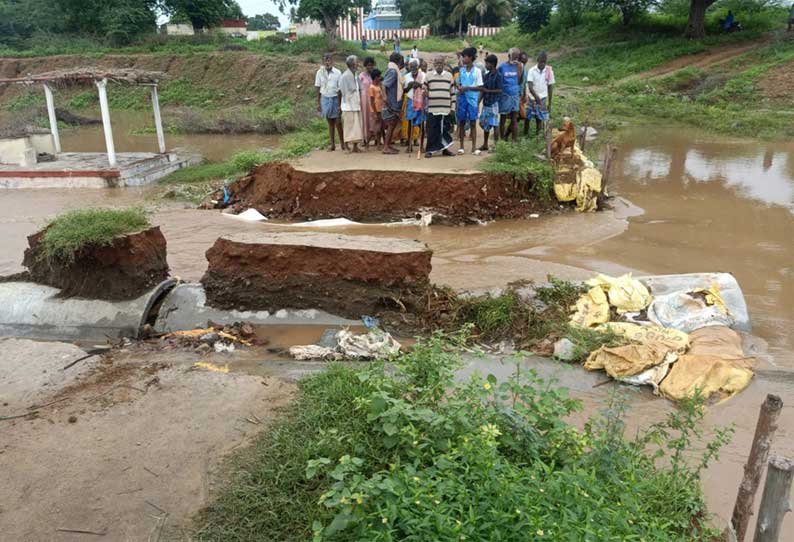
top-left (0, 338), bottom-right (296, 541)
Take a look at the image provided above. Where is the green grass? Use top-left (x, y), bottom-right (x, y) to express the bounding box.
top-left (38, 207), bottom-right (150, 264)
top-left (481, 138), bottom-right (555, 201)
top-left (194, 332), bottom-right (731, 541)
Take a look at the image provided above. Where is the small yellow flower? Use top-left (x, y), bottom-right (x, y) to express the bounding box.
top-left (382, 517), bottom-right (388, 524)
top-left (537, 529), bottom-right (545, 536)
top-left (483, 382), bottom-right (492, 390)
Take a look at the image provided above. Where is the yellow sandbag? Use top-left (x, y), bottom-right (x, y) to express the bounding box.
top-left (586, 273), bottom-right (652, 313)
top-left (686, 326), bottom-right (744, 359)
top-left (659, 326), bottom-right (754, 402)
top-left (659, 354), bottom-right (753, 402)
top-left (598, 322), bottom-right (689, 352)
top-left (584, 343), bottom-right (674, 378)
top-left (569, 286), bottom-right (610, 327)
top-left (575, 168), bottom-right (602, 213)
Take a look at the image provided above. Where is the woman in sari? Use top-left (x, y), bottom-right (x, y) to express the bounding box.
top-left (359, 57), bottom-right (376, 148)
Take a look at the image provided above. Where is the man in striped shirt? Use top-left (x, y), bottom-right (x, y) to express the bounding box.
top-left (423, 55), bottom-right (455, 158)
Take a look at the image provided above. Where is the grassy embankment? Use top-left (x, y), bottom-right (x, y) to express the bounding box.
top-left (37, 208), bottom-right (149, 264)
top-left (409, 12), bottom-right (794, 140)
top-left (194, 323), bottom-right (731, 541)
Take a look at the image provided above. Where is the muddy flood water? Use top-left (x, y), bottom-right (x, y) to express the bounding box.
top-left (1, 124), bottom-right (793, 534)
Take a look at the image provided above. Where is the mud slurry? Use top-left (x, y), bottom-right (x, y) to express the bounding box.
top-left (201, 232), bottom-right (433, 320)
top-left (22, 226), bottom-right (169, 300)
top-left (207, 161), bottom-right (546, 224)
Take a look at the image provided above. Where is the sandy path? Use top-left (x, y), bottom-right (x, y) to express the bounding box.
top-left (0, 339), bottom-right (296, 541)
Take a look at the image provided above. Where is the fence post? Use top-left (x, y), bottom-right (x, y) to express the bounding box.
top-left (753, 457), bottom-right (793, 542)
top-left (731, 394), bottom-right (784, 541)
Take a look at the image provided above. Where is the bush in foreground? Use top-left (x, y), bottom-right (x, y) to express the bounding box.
top-left (196, 330), bottom-right (731, 541)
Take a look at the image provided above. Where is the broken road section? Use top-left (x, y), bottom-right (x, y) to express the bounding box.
top-left (201, 232), bottom-right (432, 319)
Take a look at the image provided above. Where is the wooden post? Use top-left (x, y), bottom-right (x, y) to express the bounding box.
top-left (43, 84), bottom-right (61, 154)
top-left (753, 457), bottom-right (793, 542)
top-left (731, 394), bottom-right (784, 541)
top-left (150, 84), bottom-right (166, 154)
top-left (95, 78), bottom-right (117, 167)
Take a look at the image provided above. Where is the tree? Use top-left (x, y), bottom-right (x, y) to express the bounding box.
top-left (596, 0), bottom-right (656, 25)
top-left (162, 0), bottom-right (238, 29)
top-left (684, 0), bottom-right (716, 38)
top-left (516, 0), bottom-right (554, 32)
top-left (248, 13), bottom-right (281, 30)
top-left (276, 0), bottom-right (369, 48)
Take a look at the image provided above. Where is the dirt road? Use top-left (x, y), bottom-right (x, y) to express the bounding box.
top-left (0, 338), bottom-right (296, 541)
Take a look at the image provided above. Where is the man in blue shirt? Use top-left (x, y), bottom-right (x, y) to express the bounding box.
top-left (498, 48), bottom-right (523, 142)
top-left (456, 47), bottom-right (483, 154)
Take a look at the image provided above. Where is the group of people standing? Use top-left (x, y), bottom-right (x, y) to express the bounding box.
top-left (314, 46), bottom-right (555, 158)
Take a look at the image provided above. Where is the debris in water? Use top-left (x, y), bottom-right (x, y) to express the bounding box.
top-left (289, 329), bottom-right (401, 361)
top-left (192, 361), bottom-right (230, 373)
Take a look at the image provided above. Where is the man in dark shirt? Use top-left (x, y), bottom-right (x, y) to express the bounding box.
top-left (478, 54), bottom-right (502, 152)
top-left (381, 52), bottom-right (403, 154)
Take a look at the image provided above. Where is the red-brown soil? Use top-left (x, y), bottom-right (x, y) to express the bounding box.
top-left (22, 226), bottom-right (169, 300)
top-left (207, 161), bottom-right (541, 224)
top-left (201, 232), bottom-right (432, 318)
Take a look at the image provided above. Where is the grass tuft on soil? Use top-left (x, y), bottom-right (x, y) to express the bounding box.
top-left (194, 331), bottom-right (730, 541)
top-left (38, 207), bottom-right (150, 264)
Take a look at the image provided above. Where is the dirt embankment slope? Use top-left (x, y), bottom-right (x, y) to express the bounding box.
top-left (0, 51), bottom-right (318, 108)
top-left (212, 161), bottom-right (546, 224)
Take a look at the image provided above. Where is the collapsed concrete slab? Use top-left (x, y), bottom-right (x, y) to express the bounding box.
top-left (202, 161), bottom-right (542, 224)
top-left (200, 232), bottom-right (432, 319)
top-left (22, 226), bottom-right (169, 300)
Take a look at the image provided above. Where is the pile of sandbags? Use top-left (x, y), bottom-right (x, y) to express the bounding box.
top-left (568, 273), bottom-right (754, 402)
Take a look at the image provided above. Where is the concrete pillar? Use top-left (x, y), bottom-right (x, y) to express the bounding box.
top-left (95, 78), bottom-right (117, 167)
top-left (150, 85), bottom-right (166, 154)
top-left (43, 84), bottom-right (61, 154)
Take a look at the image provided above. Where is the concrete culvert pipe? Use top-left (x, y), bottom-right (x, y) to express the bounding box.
top-left (0, 279), bottom-right (175, 343)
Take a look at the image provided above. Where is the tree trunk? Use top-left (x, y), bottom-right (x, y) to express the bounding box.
top-left (684, 0), bottom-right (715, 39)
top-left (323, 15), bottom-right (337, 51)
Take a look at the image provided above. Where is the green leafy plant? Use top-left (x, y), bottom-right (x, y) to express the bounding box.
top-left (38, 207), bottom-right (150, 263)
top-left (196, 332), bottom-right (731, 542)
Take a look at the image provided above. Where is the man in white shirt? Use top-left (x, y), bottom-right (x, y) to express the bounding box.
top-left (339, 55), bottom-right (364, 153)
top-left (525, 51), bottom-right (555, 136)
top-left (315, 52), bottom-right (345, 151)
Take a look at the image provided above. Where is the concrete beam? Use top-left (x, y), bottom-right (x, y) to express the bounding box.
top-left (43, 84), bottom-right (61, 154)
top-left (150, 85), bottom-right (166, 154)
top-left (95, 78), bottom-right (117, 167)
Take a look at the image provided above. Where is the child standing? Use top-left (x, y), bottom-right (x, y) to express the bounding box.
top-left (369, 69), bottom-right (384, 147)
top-left (456, 47), bottom-right (483, 155)
top-left (478, 54), bottom-right (502, 152)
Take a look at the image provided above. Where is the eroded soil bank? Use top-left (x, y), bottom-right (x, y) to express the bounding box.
top-left (205, 161), bottom-right (546, 224)
top-left (201, 232), bottom-right (432, 319)
top-left (21, 226), bottom-right (169, 300)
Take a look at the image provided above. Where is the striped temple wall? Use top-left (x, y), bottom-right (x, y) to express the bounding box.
top-left (335, 8), bottom-right (500, 41)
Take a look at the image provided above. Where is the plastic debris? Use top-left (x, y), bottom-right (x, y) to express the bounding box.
top-left (289, 329), bottom-right (401, 361)
top-left (648, 291), bottom-right (734, 333)
top-left (192, 361), bottom-right (230, 373)
top-left (586, 273), bottom-right (652, 314)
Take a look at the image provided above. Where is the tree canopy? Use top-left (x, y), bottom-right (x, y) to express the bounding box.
top-left (276, 0), bottom-right (369, 47)
top-left (247, 13), bottom-right (282, 30)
